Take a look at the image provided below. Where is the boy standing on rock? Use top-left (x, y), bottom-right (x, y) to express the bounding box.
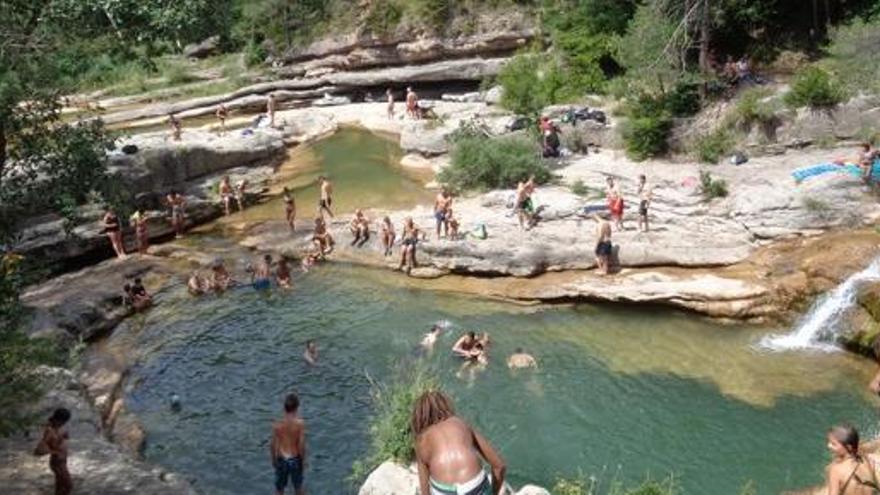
top-left (270, 393), bottom-right (307, 495)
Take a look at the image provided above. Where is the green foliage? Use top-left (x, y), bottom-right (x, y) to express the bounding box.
top-left (784, 66), bottom-right (846, 109)
top-left (612, 2), bottom-right (681, 94)
top-left (553, 474), bottom-right (591, 495)
top-left (551, 473), bottom-right (679, 495)
top-left (570, 180), bottom-right (591, 196)
top-left (693, 129), bottom-right (734, 164)
top-left (496, 53), bottom-right (550, 116)
top-left (802, 197), bottom-right (831, 214)
top-left (365, 0), bottom-right (404, 34)
top-left (440, 134), bottom-right (551, 191)
top-left (700, 170), bottom-right (729, 200)
top-left (824, 17), bottom-right (880, 95)
top-left (350, 364), bottom-right (440, 482)
top-left (732, 87), bottom-right (778, 128)
top-left (618, 93), bottom-right (674, 160)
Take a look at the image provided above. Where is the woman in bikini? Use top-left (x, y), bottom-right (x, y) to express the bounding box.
top-left (381, 216), bottom-right (396, 256)
top-left (398, 217), bottom-right (423, 274)
top-left (605, 177), bottom-right (625, 231)
top-left (826, 424), bottom-right (880, 495)
top-left (102, 208), bottom-right (126, 259)
top-left (283, 187), bottom-right (296, 230)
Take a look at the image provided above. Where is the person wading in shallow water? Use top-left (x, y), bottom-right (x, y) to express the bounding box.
top-left (412, 391), bottom-right (506, 495)
top-left (35, 407), bottom-right (73, 495)
top-left (270, 393), bottom-right (307, 495)
top-left (825, 424), bottom-right (880, 495)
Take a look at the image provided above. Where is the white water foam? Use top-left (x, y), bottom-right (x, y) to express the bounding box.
top-left (760, 257), bottom-right (880, 352)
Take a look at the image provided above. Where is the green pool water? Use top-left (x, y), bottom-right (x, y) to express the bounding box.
top-left (120, 129), bottom-right (878, 494)
top-left (121, 263), bottom-right (877, 495)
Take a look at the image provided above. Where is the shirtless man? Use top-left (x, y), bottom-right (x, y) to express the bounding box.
top-left (283, 187), bottom-right (296, 230)
top-left (253, 254), bottom-right (273, 290)
top-left (412, 391), bottom-right (505, 495)
top-left (386, 88), bottom-right (395, 119)
top-left (398, 217), bottom-right (423, 274)
top-left (267, 93), bottom-right (277, 127)
top-left (349, 209), bottom-right (370, 247)
top-left (452, 332), bottom-right (479, 359)
top-left (406, 86), bottom-right (418, 119)
top-left (312, 217), bottom-right (335, 256)
top-left (38, 408), bottom-right (73, 495)
top-left (276, 258), bottom-right (292, 288)
top-left (636, 174), bottom-right (652, 232)
top-left (514, 180), bottom-right (534, 230)
top-left (168, 193), bottom-right (186, 238)
top-left (434, 189), bottom-right (453, 239)
top-left (507, 348), bottom-right (537, 369)
top-left (421, 325), bottom-right (441, 350)
top-left (594, 213), bottom-right (613, 275)
top-left (270, 393), bottom-right (307, 495)
top-left (318, 176), bottom-right (334, 218)
top-left (215, 104), bottom-right (229, 135)
top-left (303, 340), bottom-right (318, 365)
top-left (220, 176), bottom-right (233, 216)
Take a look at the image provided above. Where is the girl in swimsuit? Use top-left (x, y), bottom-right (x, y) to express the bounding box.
top-left (102, 209), bottom-right (126, 259)
top-left (826, 424), bottom-right (880, 495)
top-left (399, 217), bottom-right (423, 274)
top-left (131, 209), bottom-right (149, 255)
top-left (381, 216), bottom-right (396, 256)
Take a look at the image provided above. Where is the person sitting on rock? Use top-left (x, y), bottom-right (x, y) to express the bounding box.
top-left (349, 209), bottom-right (370, 247)
top-left (412, 391), bottom-right (506, 495)
top-left (312, 217), bottom-right (335, 257)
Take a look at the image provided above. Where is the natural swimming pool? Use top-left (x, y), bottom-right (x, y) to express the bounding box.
top-left (121, 129), bottom-right (878, 494)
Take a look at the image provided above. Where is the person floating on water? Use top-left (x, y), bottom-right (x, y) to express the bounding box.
top-left (276, 258), bottom-right (292, 288)
top-left (825, 424), bottom-right (880, 495)
top-left (35, 407), bottom-right (73, 495)
top-left (398, 217), bottom-right (424, 275)
top-left (220, 176), bottom-right (233, 216)
top-left (605, 177), bottom-right (624, 231)
top-left (349, 209), bottom-right (370, 247)
top-left (636, 174), bottom-right (652, 233)
top-left (594, 213), bottom-right (613, 276)
top-left (312, 217), bottom-right (335, 257)
top-left (211, 259), bottom-right (233, 292)
top-left (318, 176), bottom-right (334, 218)
top-left (270, 393), bottom-right (307, 495)
top-left (507, 348), bottom-right (537, 369)
top-left (102, 207), bottom-right (126, 259)
top-left (303, 340), bottom-right (318, 365)
top-left (412, 391), bottom-right (506, 495)
top-left (421, 325), bottom-right (441, 350)
top-left (252, 254), bottom-right (274, 290)
top-left (381, 216), bottom-right (396, 256)
top-left (283, 187), bottom-right (296, 231)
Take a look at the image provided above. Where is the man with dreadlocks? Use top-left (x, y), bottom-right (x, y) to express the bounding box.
top-left (411, 390), bottom-right (506, 495)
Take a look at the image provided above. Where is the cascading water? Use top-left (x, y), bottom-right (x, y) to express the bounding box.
top-left (760, 257), bottom-right (880, 351)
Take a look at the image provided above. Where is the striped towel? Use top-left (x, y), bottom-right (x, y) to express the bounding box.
top-left (791, 164), bottom-right (839, 182)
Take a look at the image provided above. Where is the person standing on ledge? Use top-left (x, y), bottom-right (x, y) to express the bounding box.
top-left (637, 174), bottom-right (652, 233)
top-left (35, 407), bottom-right (73, 495)
top-left (102, 207), bottom-right (126, 259)
top-left (406, 86), bottom-right (418, 119)
top-left (594, 213), bottom-right (612, 276)
top-left (318, 176), bottom-right (334, 218)
top-left (412, 390), bottom-right (506, 495)
top-left (825, 424), bottom-right (879, 495)
top-left (220, 176), bottom-right (233, 216)
top-left (267, 93), bottom-right (277, 127)
top-left (270, 393), bottom-right (307, 495)
top-left (605, 177), bottom-right (624, 231)
top-left (386, 88), bottom-right (395, 119)
top-left (167, 113), bottom-right (182, 141)
top-left (215, 103), bottom-right (228, 135)
top-left (283, 187), bottom-right (296, 231)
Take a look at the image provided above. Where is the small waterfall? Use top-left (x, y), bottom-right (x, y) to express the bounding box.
top-left (760, 257), bottom-right (880, 352)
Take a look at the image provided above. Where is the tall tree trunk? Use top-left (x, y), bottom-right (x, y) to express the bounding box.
top-left (0, 125), bottom-right (6, 181)
top-left (698, 0), bottom-right (711, 101)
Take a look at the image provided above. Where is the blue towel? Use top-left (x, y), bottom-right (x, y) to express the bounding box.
top-left (791, 164), bottom-right (838, 182)
top-left (582, 204), bottom-right (606, 214)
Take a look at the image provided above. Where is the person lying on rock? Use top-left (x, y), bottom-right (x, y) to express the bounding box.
top-left (412, 391), bottom-right (506, 495)
top-left (349, 209), bottom-right (370, 247)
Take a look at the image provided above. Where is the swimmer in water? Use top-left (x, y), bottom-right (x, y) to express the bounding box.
top-left (452, 332), bottom-right (478, 359)
top-left (188, 271), bottom-right (207, 295)
top-left (270, 393), bottom-right (306, 495)
top-left (507, 348), bottom-right (537, 369)
top-left (303, 340), bottom-right (318, 365)
top-left (253, 254), bottom-right (273, 290)
top-left (276, 258), bottom-right (292, 288)
top-left (421, 325), bottom-right (441, 349)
